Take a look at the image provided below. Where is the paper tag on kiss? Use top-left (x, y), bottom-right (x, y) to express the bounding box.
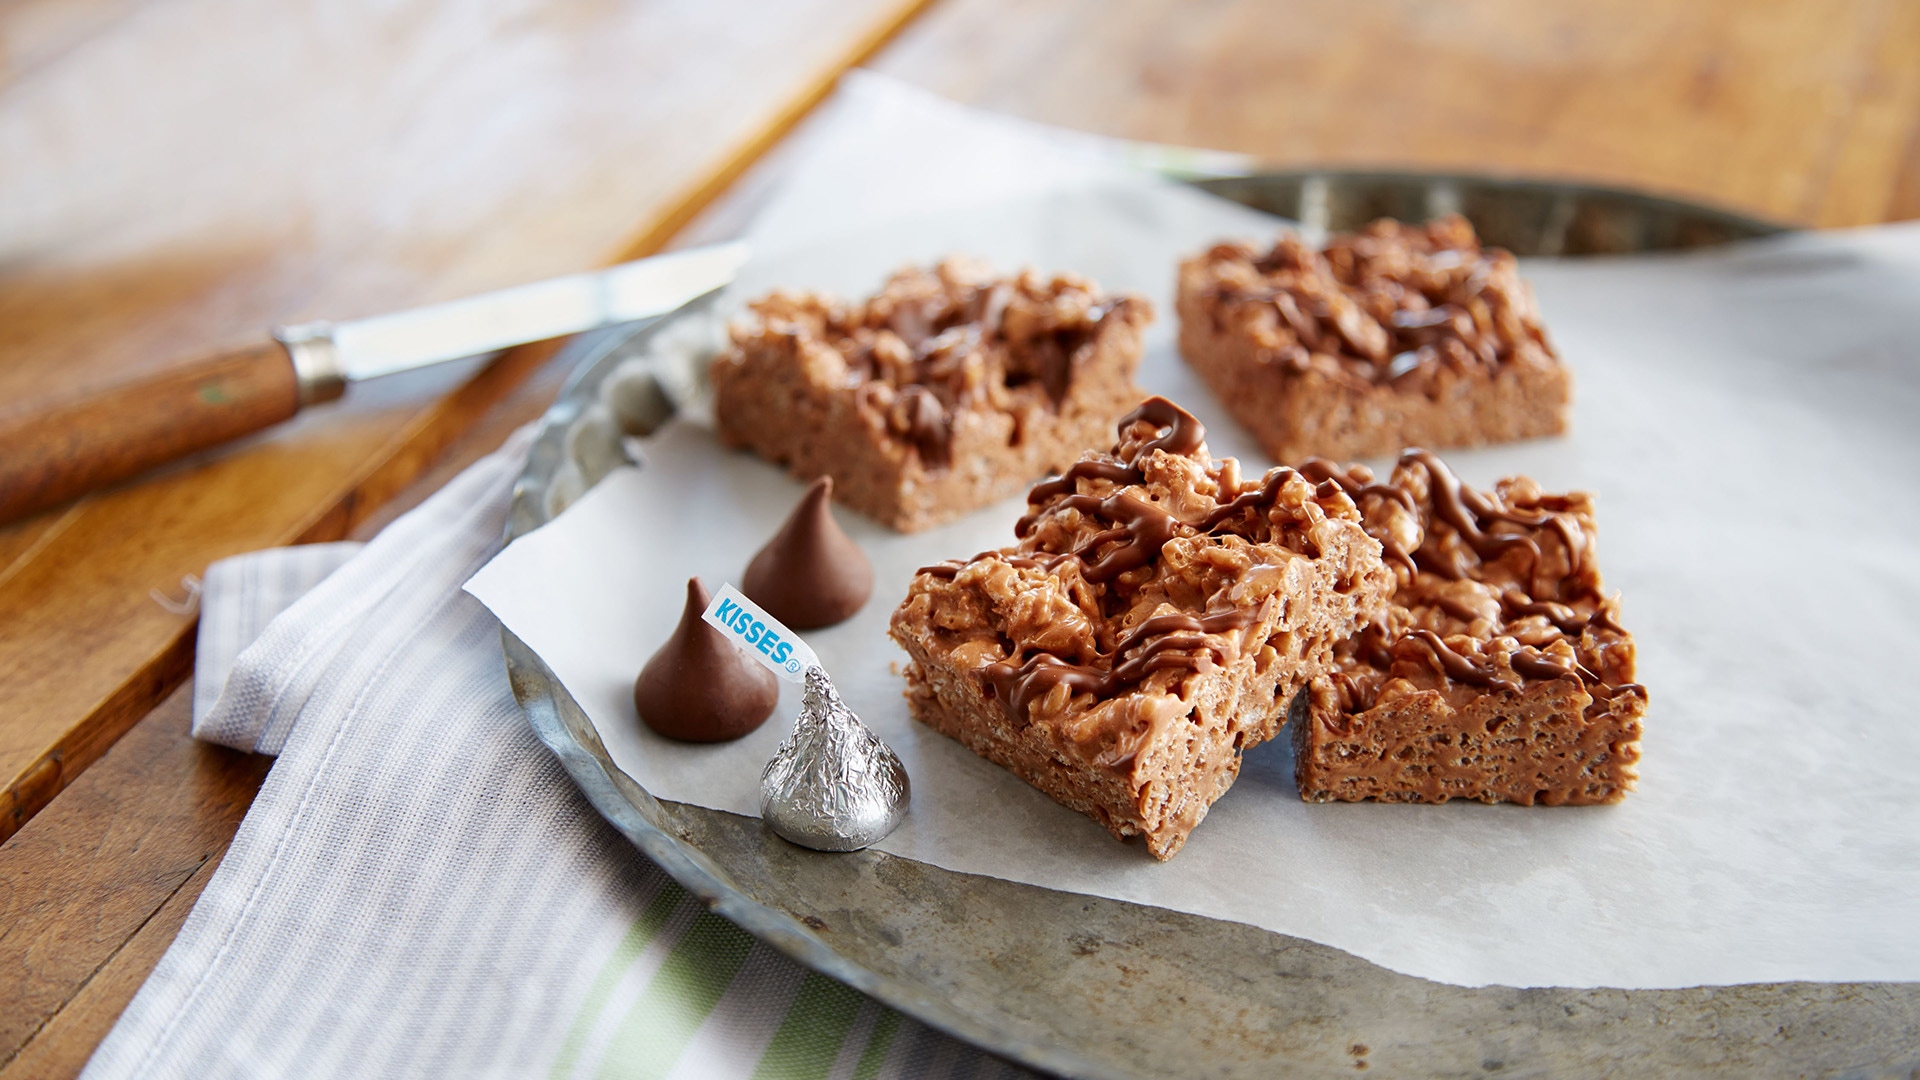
top-left (700, 583), bottom-right (817, 683)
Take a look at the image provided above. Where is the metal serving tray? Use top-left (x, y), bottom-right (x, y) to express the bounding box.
top-left (500, 173), bottom-right (1915, 1078)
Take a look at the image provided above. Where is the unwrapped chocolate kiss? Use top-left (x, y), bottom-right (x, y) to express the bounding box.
top-left (633, 578), bottom-right (778, 742)
top-left (742, 477), bottom-right (872, 629)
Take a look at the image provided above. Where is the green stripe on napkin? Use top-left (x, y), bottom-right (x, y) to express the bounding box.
top-left (594, 908), bottom-right (756, 1079)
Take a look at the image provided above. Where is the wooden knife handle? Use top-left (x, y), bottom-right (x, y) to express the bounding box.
top-left (0, 342), bottom-right (302, 523)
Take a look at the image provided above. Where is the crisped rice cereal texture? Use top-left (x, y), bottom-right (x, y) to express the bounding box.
top-left (712, 258), bottom-right (1152, 533)
top-left (1177, 215), bottom-right (1570, 464)
top-left (1290, 450), bottom-right (1645, 805)
top-left (890, 398), bottom-right (1393, 858)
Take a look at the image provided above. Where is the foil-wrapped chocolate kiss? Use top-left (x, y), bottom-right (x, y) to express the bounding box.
top-left (760, 666), bottom-right (909, 851)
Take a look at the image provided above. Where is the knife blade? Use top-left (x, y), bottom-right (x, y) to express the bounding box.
top-left (275, 240), bottom-right (750, 395)
top-left (0, 240), bottom-right (750, 525)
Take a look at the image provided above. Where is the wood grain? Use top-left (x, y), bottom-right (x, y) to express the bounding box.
top-left (0, 0), bottom-right (935, 842)
top-left (871, 0), bottom-right (1920, 227)
top-left (0, 854), bottom-right (223, 1080)
top-left (0, 342), bottom-right (299, 524)
top-left (0, 685), bottom-right (270, 1071)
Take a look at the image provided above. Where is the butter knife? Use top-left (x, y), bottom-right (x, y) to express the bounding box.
top-left (0, 241), bottom-right (749, 524)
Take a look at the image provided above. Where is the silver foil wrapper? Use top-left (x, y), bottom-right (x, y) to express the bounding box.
top-left (760, 667), bottom-right (909, 851)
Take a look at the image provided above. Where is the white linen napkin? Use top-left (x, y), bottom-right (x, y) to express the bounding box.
top-left (191, 541), bottom-right (362, 742)
top-left (86, 424), bottom-right (1021, 1078)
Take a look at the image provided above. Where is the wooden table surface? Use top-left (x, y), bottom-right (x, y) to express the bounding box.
top-left (3, 0), bottom-right (1917, 1074)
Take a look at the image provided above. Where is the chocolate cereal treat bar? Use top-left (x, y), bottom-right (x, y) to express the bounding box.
top-left (1290, 450), bottom-right (1645, 805)
top-left (712, 259), bottom-right (1152, 533)
top-left (891, 398), bottom-right (1393, 858)
top-left (1176, 216), bottom-right (1570, 463)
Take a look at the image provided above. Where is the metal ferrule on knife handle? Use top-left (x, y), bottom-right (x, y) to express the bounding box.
top-left (275, 323), bottom-right (349, 406)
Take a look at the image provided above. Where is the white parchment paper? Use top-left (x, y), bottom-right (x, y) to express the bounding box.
top-left (467, 77), bottom-right (1920, 989)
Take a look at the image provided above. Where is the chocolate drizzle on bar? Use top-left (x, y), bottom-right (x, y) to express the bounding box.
top-left (981, 608), bottom-right (1261, 725)
top-left (1196, 216), bottom-right (1557, 389)
top-left (750, 261), bottom-right (1144, 470)
top-left (1407, 630), bottom-right (1519, 693)
top-left (1297, 458), bottom-right (1419, 574)
top-left (967, 397), bottom-right (1356, 725)
top-left (918, 403), bottom-right (1635, 731)
top-left (1122, 396), bottom-right (1209, 457)
top-left (1329, 448), bottom-right (1636, 708)
top-left (1017, 461), bottom-right (1142, 536)
top-left (1053, 493), bottom-right (1186, 583)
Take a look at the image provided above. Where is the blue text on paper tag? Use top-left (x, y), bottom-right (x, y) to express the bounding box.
top-left (700, 583), bottom-right (817, 683)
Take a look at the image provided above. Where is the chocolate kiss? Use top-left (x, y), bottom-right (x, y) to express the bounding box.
top-left (742, 477), bottom-right (873, 629)
top-left (633, 578), bottom-right (778, 743)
